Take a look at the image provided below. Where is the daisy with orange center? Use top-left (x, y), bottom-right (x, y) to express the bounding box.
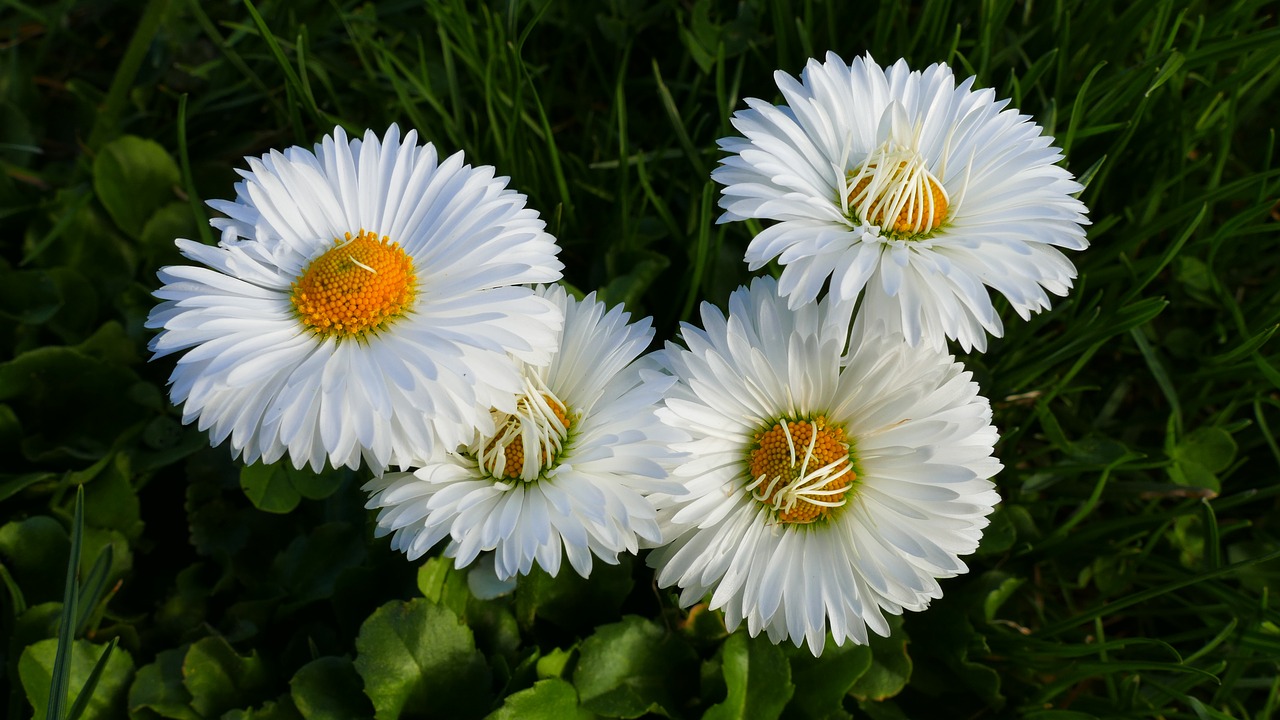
top-left (647, 277), bottom-right (1002, 656)
top-left (147, 125), bottom-right (564, 471)
top-left (290, 230), bottom-right (416, 337)
top-left (713, 52), bottom-right (1090, 352)
top-left (746, 416), bottom-right (856, 525)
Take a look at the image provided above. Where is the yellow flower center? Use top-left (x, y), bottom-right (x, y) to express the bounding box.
top-left (475, 377), bottom-right (573, 482)
top-left (846, 147), bottom-right (949, 238)
top-left (290, 230), bottom-right (416, 338)
top-left (746, 416), bottom-right (856, 524)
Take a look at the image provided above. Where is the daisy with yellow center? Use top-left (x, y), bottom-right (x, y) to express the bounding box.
top-left (365, 285), bottom-right (686, 582)
top-left (290, 230), bottom-right (416, 337)
top-left (647, 277), bottom-right (1002, 656)
top-left (713, 52), bottom-right (1090, 352)
top-left (147, 125), bottom-right (564, 471)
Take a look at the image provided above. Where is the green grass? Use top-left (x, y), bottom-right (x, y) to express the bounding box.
top-left (2, 0), bottom-right (1279, 718)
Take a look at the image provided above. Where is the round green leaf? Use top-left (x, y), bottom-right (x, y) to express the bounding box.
top-left (129, 646), bottom-right (199, 720)
top-left (1173, 427), bottom-right (1237, 474)
top-left (0, 516), bottom-right (70, 603)
top-left (291, 656), bottom-right (374, 720)
top-left (240, 463), bottom-right (302, 514)
top-left (183, 636), bottom-right (272, 718)
top-left (19, 637), bottom-right (135, 720)
top-left (484, 678), bottom-right (589, 720)
top-left (140, 201), bottom-right (199, 269)
top-left (92, 135), bottom-right (180, 237)
top-left (704, 632), bottom-right (794, 720)
top-left (786, 640), bottom-right (872, 719)
top-left (849, 616), bottom-right (912, 702)
top-left (288, 466), bottom-right (348, 501)
top-left (354, 598), bottom-right (492, 720)
top-left (572, 615), bottom-right (698, 718)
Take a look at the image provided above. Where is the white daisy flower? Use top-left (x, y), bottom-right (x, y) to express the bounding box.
top-left (147, 125), bottom-right (564, 471)
top-left (647, 277), bottom-right (1002, 656)
top-left (363, 285), bottom-right (686, 581)
top-left (713, 52), bottom-right (1090, 352)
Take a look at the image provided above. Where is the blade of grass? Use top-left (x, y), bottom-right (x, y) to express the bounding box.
top-left (1036, 546), bottom-right (1280, 638)
top-left (74, 545), bottom-right (114, 637)
top-left (65, 638), bottom-right (118, 720)
top-left (86, 0), bottom-right (170, 150)
top-left (652, 60), bottom-right (708, 178)
top-left (46, 485), bottom-right (85, 720)
top-left (177, 94), bottom-right (214, 246)
top-left (241, 0), bottom-right (309, 139)
top-left (1130, 326), bottom-right (1183, 435)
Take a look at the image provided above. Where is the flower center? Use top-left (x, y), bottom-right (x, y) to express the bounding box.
top-left (846, 144), bottom-right (949, 238)
top-left (746, 416), bottom-right (856, 524)
top-left (475, 374), bottom-right (572, 482)
top-left (291, 230), bottom-right (416, 338)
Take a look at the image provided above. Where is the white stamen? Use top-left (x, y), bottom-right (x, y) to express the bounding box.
top-left (349, 256), bottom-right (377, 273)
top-left (848, 140), bottom-right (949, 236)
top-left (474, 372), bottom-right (570, 483)
top-left (748, 420), bottom-right (853, 517)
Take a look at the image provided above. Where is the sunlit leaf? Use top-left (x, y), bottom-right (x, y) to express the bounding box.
top-left (354, 598), bottom-right (492, 719)
top-left (573, 615), bottom-right (698, 718)
top-left (19, 637), bottom-right (134, 720)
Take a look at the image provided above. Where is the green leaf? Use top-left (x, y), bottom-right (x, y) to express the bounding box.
top-left (1169, 427), bottom-right (1237, 492)
top-left (92, 135), bottom-right (180, 237)
top-left (288, 467), bottom-right (348, 501)
top-left (848, 616), bottom-right (912, 702)
top-left (128, 647), bottom-right (200, 720)
top-left (183, 636), bottom-right (272, 718)
top-left (974, 505), bottom-right (1016, 557)
top-left (515, 556), bottom-right (634, 631)
top-left (354, 598), bottom-right (492, 720)
top-left (0, 268), bottom-right (62, 324)
top-left (276, 522), bottom-right (367, 608)
top-left (1173, 427), bottom-right (1237, 473)
top-left (981, 574), bottom-right (1027, 623)
top-left (66, 637), bottom-right (120, 720)
top-left (18, 637), bottom-right (135, 720)
top-left (0, 516), bottom-right (69, 603)
top-left (417, 557), bottom-right (471, 620)
top-left (80, 453), bottom-right (144, 539)
top-left (786, 641), bottom-right (873, 719)
top-left (13, 603), bottom-right (62, 652)
top-left (573, 615), bottom-right (698, 718)
top-left (703, 632), bottom-right (793, 720)
top-left (599, 249), bottom-right (671, 311)
top-left (240, 462), bottom-right (303, 514)
top-left (483, 678), bottom-right (590, 720)
top-left (535, 646), bottom-right (575, 680)
top-left (223, 697), bottom-right (306, 720)
top-left (139, 201), bottom-right (199, 269)
top-left (290, 656), bottom-right (374, 720)
top-left (0, 346), bottom-right (144, 461)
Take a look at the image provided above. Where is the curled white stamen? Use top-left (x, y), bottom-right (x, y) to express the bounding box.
top-left (848, 140), bottom-right (949, 236)
top-left (474, 372), bottom-right (570, 483)
top-left (349, 256), bottom-right (377, 273)
top-left (748, 420), bottom-right (853, 517)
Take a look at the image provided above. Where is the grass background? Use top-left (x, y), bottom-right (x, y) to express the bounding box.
top-left (2, 0), bottom-right (1280, 718)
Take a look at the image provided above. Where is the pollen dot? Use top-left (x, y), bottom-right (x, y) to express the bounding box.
top-left (291, 230), bottom-right (416, 338)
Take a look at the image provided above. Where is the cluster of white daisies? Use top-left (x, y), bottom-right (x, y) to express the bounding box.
top-left (148, 54), bottom-right (1089, 655)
